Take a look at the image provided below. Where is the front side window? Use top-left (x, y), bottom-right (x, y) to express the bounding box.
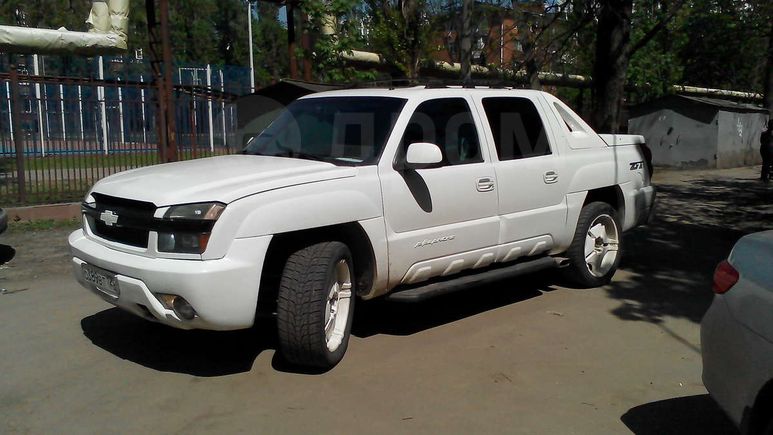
top-left (482, 97), bottom-right (551, 160)
top-left (400, 98), bottom-right (483, 165)
top-left (244, 97), bottom-right (406, 165)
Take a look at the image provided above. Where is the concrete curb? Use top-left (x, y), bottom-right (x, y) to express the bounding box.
top-left (5, 203), bottom-right (81, 222)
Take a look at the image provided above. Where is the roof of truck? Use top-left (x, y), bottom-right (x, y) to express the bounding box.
top-left (300, 86), bottom-right (548, 100)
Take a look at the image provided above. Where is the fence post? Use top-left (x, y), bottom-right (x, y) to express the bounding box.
top-left (206, 64), bottom-right (214, 152)
top-left (59, 83), bottom-right (67, 142)
top-left (140, 75), bottom-right (148, 144)
top-left (98, 56), bottom-right (109, 154)
top-left (9, 65), bottom-right (27, 204)
top-left (32, 54), bottom-right (46, 157)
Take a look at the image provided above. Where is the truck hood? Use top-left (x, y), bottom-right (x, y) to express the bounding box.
top-left (90, 155), bottom-right (358, 206)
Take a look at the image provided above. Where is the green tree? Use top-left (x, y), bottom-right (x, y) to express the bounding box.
top-left (169, 0), bottom-right (218, 64)
top-left (302, 0), bottom-right (376, 81)
top-left (253, 1), bottom-right (288, 85)
top-left (679, 0), bottom-right (770, 92)
top-left (365, 0), bottom-right (432, 78)
top-left (627, 2), bottom-right (689, 101)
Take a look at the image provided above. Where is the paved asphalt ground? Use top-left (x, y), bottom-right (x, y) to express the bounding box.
top-left (1, 167), bottom-right (771, 434)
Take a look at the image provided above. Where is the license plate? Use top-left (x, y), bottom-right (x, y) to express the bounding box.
top-left (81, 263), bottom-right (119, 298)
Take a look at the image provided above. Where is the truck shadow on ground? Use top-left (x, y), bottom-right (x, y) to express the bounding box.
top-left (606, 176), bottom-right (771, 327)
top-left (80, 275), bottom-right (553, 376)
top-left (352, 273), bottom-right (553, 338)
top-left (81, 309), bottom-right (276, 377)
top-left (621, 394), bottom-right (738, 434)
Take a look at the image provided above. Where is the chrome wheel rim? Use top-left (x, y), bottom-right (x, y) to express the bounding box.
top-left (324, 259), bottom-right (353, 352)
top-left (584, 214), bottom-right (620, 278)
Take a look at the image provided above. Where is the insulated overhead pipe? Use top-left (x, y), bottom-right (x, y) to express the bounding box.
top-left (0, 0), bottom-right (130, 55)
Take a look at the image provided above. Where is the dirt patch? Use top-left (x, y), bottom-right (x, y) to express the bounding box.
top-left (0, 227), bottom-right (76, 287)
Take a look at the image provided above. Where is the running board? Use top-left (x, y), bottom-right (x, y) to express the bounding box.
top-left (386, 256), bottom-right (558, 303)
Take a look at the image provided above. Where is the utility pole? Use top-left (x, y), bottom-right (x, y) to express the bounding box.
top-left (146, 0), bottom-right (178, 162)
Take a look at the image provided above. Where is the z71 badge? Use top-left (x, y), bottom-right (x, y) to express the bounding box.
top-left (629, 161), bottom-right (644, 170)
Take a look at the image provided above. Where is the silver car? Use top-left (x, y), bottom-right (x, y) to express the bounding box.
top-left (702, 230), bottom-right (773, 434)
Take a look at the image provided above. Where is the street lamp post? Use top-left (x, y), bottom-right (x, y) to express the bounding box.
top-left (247, 0), bottom-right (256, 93)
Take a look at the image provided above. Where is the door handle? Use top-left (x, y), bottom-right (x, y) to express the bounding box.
top-left (477, 177), bottom-right (495, 192)
top-left (544, 171), bottom-right (559, 184)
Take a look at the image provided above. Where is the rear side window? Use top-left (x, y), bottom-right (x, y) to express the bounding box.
top-left (400, 98), bottom-right (483, 165)
top-left (482, 97), bottom-right (550, 160)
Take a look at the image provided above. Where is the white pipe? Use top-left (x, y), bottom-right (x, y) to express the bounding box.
top-left (59, 83), bottom-right (67, 143)
top-left (140, 75), bottom-right (147, 144)
top-left (0, 0), bottom-right (130, 55)
top-left (341, 48), bottom-right (762, 100)
top-left (98, 55), bottom-right (109, 154)
top-left (670, 85), bottom-right (762, 100)
top-left (32, 54), bottom-right (46, 156)
top-left (341, 49), bottom-right (381, 63)
top-left (206, 64), bottom-right (215, 152)
top-left (247, 1), bottom-right (255, 93)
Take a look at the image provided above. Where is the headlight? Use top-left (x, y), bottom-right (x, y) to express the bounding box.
top-left (157, 202), bottom-right (225, 254)
top-left (163, 202), bottom-right (225, 221)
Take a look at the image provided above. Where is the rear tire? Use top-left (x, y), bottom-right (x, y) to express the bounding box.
top-left (561, 201), bottom-right (621, 288)
top-left (277, 241), bottom-right (355, 369)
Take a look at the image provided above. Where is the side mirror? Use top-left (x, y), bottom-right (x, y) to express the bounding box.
top-left (404, 142), bottom-right (443, 169)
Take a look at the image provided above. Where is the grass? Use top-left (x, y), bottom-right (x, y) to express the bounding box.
top-left (21, 149), bottom-right (228, 171)
top-left (7, 217), bottom-right (81, 234)
top-left (25, 153), bottom-right (160, 170)
top-left (1, 179), bottom-right (90, 207)
top-left (0, 148), bottom-right (232, 206)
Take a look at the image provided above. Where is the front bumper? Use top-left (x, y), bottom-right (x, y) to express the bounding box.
top-left (69, 230), bottom-right (272, 331)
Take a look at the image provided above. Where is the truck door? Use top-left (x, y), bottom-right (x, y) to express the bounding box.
top-left (379, 97), bottom-right (499, 286)
top-left (474, 96), bottom-right (569, 249)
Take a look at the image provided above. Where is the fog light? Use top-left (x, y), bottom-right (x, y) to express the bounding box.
top-left (155, 293), bottom-right (197, 320)
top-left (156, 293), bottom-right (177, 309)
top-left (172, 296), bottom-right (197, 320)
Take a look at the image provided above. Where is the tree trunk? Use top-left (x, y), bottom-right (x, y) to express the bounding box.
top-left (460, 0), bottom-right (473, 81)
top-left (401, 0), bottom-right (422, 79)
top-left (515, 7), bottom-right (541, 90)
top-left (591, 0), bottom-right (632, 133)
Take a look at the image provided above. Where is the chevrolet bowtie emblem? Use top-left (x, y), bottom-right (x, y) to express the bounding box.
top-left (99, 210), bottom-right (119, 226)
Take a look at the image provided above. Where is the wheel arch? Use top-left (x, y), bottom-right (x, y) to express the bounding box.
top-left (256, 222), bottom-right (377, 317)
top-left (583, 185), bottom-right (625, 224)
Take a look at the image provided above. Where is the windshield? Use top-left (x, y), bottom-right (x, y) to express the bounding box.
top-left (243, 96), bottom-right (406, 165)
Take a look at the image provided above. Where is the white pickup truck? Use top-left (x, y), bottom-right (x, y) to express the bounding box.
top-left (69, 87), bottom-right (655, 369)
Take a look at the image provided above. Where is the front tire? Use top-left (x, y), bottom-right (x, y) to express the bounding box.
top-left (561, 201), bottom-right (622, 288)
top-left (277, 241), bottom-right (355, 369)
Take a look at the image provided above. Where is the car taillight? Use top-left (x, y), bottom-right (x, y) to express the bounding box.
top-left (712, 260), bottom-right (739, 294)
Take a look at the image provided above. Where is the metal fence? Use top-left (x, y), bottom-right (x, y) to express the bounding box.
top-left (0, 70), bottom-right (239, 206)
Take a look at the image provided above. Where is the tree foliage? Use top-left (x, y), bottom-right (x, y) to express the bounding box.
top-left (0, 0), bottom-right (769, 104)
